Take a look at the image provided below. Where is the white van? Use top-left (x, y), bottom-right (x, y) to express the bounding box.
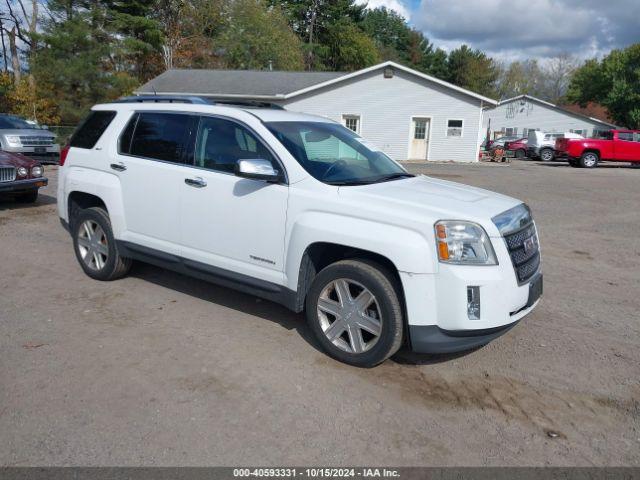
top-left (527, 131), bottom-right (584, 161)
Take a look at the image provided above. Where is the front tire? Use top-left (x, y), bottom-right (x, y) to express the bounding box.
top-left (540, 148), bottom-right (554, 162)
top-left (305, 260), bottom-right (404, 367)
top-left (580, 151), bottom-right (599, 168)
top-left (72, 207), bottom-right (131, 281)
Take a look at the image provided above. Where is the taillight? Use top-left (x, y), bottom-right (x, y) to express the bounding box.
top-left (60, 145), bottom-right (70, 166)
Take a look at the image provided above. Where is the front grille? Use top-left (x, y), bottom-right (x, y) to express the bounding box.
top-left (19, 135), bottom-right (54, 146)
top-left (503, 222), bottom-right (540, 284)
top-left (0, 166), bottom-right (17, 182)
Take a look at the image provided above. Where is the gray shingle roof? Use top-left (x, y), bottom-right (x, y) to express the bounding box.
top-left (136, 69), bottom-right (346, 98)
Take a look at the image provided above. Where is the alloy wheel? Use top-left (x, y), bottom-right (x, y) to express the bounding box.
top-left (77, 220), bottom-right (109, 271)
top-left (583, 153), bottom-right (597, 167)
top-left (316, 279), bottom-right (382, 354)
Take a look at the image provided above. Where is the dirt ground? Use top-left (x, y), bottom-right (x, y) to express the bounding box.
top-left (1, 160), bottom-right (638, 466)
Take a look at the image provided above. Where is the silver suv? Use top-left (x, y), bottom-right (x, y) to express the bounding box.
top-left (0, 114), bottom-right (61, 164)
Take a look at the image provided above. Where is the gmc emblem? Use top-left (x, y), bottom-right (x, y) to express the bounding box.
top-left (523, 235), bottom-right (537, 255)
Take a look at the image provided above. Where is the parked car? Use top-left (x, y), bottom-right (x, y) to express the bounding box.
top-left (58, 97), bottom-right (542, 367)
top-left (555, 130), bottom-right (640, 168)
top-left (0, 150), bottom-right (48, 203)
top-left (0, 114), bottom-right (61, 164)
top-left (505, 138), bottom-right (528, 158)
top-left (485, 135), bottom-right (521, 150)
top-left (527, 131), bottom-right (584, 161)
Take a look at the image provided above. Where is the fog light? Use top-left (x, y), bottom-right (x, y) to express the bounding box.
top-left (467, 286), bottom-right (480, 320)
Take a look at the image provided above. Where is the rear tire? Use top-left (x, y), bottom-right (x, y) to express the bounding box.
top-left (515, 149), bottom-right (526, 159)
top-left (305, 259), bottom-right (404, 367)
top-left (16, 190), bottom-right (38, 203)
top-left (72, 207), bottom-right (131, 281)
top-left (540, 148), bottom-right (554, 162)
top-left (580, 151), bottom-right (599, 168)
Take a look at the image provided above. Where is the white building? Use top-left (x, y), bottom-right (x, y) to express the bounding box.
top-left (483, 94), bottom-right (617, 139)
top-left (137, 61), bottom-right (497, 162)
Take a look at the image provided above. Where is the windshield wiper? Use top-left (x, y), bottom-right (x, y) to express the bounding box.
top-left (326, 173), bottom-right (414, 186)
top-left (372, 173), bottom-right (415, 183)
top-left (325, 179), bottom-right (374, 186)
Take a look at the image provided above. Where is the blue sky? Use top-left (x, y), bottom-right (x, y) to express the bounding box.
top-left (365, 0), bottom-right (639, 61)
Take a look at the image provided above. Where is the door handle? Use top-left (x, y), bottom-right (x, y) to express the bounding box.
top-left (110, 162), bottom-right (126, 172)
top-left (185, 177), bottom-right (207, 188)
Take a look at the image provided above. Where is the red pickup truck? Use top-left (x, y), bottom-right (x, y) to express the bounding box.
top-left (555, 130), bottom-right (640, 168)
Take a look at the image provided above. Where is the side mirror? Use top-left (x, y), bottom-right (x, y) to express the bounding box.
top-left (235, 159), bottom-right (281, 182)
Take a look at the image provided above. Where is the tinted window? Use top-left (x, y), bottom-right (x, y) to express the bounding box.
top-left (195, 117), bottom-right (277, 174)
top-left (70, 111), bottom-right (117, 149)
top-left (130, 112), bottom-right (195, 163)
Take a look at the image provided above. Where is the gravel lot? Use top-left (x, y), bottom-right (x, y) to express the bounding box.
top-left (1, 160), bottom-right (638, 466)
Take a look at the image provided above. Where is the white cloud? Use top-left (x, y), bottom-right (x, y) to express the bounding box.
top-left (411, 0), bottom-right (639, 60)
top-left (360, 0), bottom-right (411, 21)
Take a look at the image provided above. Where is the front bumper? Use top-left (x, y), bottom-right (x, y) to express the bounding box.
top-left (409, 321), bottom-right (520, 354)
top-left (2, 146), bottom-right (60, 164)
top-left (0, 177), bottom-right (48, 193)
top-left (408, 273), bottom-right (542, 353)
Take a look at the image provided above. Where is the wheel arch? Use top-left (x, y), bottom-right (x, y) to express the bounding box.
top-left (68, 191), bottom-right (108, 226)
top-left (62, 167), bottom-right (126, 236)
top-left (291, 241), bottom-right (406, 313)
top-left (582, 148), bottom-right (601, 158)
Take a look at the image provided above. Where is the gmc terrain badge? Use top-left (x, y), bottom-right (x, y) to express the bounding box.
top-left (250, 255), bottom-right (276, 265)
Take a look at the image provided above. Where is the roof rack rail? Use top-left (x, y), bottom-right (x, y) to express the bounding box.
top-left (114, 95), bottom-right (212, 104)
top-left (211, 99), bottom-right (285, 110)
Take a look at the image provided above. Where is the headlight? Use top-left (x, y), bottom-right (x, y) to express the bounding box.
top-left (4, 135), bottom-right (21, 147)
top-left (435, 220), bottom-right (497, 265)
top-left (31, 165), bottom-right (43, 177)
top-left (17, 166), bottom-right (28, 177)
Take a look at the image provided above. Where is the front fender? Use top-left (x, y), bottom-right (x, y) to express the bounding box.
top-left (62, 167), bottom-right (125, 236)
top-left (284, 211), bottom-right (435, 290)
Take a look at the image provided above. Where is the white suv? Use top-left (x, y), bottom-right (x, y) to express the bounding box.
top-left (58, 97), bottom-right (542, 367)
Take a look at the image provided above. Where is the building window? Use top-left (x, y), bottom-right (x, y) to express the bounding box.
top-left (414, 119), bottom-right (427, 139)
top-left (447, 119), bottom-right (463, 137)
top-left (342, 115), bottom-right (360, 134)
top-left (505, 127), bottom-right (518, 136)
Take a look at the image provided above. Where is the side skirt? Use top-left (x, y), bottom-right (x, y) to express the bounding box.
top-left (116, 241), bottom-right (300, 312)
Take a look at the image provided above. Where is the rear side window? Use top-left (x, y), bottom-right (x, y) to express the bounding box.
top-left (126, 112), bottom-right (196, 164)
top-left (70, 111), bottom-right (117, 149)
top-left (618, 132), bottom-right (634, 141)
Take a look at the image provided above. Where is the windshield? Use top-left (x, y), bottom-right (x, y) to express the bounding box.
top-left (0, 115), bottom-right (36, 129)
top-left (266, 121), bottom-right (411, 185)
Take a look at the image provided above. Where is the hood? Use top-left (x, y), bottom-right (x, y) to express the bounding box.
top-left (0, 128), bottom-right (56, 139)
top-left (0, 150), bottom-right (39, 168)
top-left (338, 175), bottom-right (521, 236)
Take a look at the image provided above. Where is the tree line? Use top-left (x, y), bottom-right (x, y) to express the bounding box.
top-left (0, 0), bottom-right (638, 128)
